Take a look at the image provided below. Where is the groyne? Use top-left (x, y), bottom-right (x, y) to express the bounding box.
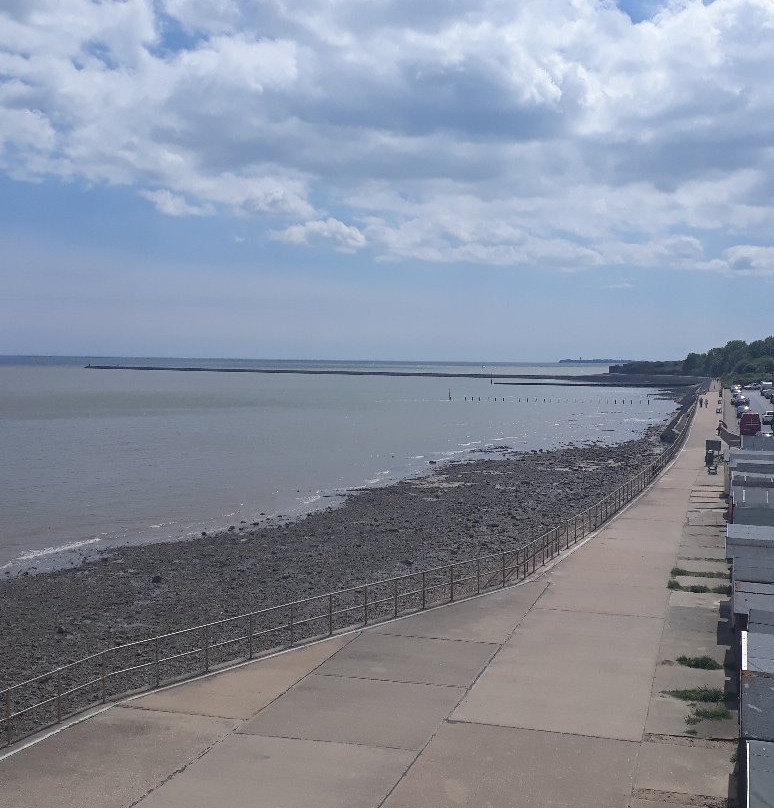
top-left (85, 364), bottom-right (704, 388)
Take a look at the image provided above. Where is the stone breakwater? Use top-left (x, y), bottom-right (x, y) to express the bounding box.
top-left (1, 431), bottom-right (666, 688)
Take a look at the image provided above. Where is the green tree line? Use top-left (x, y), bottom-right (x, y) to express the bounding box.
top-left (616, 337), bottom-right (774, 380)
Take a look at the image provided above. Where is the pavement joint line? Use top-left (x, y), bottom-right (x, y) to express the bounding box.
top-left (375, 579), bottom-right (551, 807)
top-left (309, 672), bottom-right (470, 689)
top-left (230, 730), bottom-right (422, 754)
top-left (641, 733), bottom-right (736, 749)
top-left (443, 717), bottom-right (641, 745)
top-left (117, 703), bottom-right (240, 721)
top-left (126, 724), bottom-right (238, 808)
top-left (366, 631), bottom-right (507, 645)
top-left (534, 606), bottom-right (668, 619)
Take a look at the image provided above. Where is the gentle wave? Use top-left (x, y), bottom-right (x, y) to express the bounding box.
top-left (18, 537), bottom-right (102, 561)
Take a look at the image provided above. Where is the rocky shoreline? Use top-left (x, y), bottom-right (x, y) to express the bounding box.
top-left (0, 425), bottom-right (675, 689)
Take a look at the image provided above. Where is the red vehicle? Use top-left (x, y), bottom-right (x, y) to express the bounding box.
top-left (740, 412), bottom-right (762, 435)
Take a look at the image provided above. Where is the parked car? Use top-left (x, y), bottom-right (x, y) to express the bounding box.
top-left (764, 411), bottom-right (774, 425)
top-left (740, 412), bottom-right (763, 435)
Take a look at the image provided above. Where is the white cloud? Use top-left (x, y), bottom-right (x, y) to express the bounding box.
top-left (273, 218), bottom-right (366, 252)
top-left (140, 189), bottom-right (212, 216)
top-left (1, 0), bottom-right (774, 271)
top-left (712, 245), bottom-right (774, 277)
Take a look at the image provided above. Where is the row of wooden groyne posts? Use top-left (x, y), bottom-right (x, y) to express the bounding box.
top-left (0, 399), bottom-right (698, 750)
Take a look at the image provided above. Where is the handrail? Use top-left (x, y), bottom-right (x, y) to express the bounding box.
top-left (1, 404), bottom-right (695, 747)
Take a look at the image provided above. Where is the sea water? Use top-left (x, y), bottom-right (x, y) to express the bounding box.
top-left (0, 356), bottom-right (677, 573)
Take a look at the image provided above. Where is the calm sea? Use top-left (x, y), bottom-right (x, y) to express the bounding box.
top-left (0, 356), bottom-right (676, 574)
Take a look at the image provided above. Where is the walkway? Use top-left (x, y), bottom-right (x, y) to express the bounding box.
top-left (0, 388), bottom-right (736, 807)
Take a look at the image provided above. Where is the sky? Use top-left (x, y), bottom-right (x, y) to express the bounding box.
top-left (1, 0), bottom-right (774, 362)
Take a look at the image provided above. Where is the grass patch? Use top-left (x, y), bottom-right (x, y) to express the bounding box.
top-left (667, 580), bottom-right (722, 593)
top-left (670, 566), bottom-right (728, 580)
top-left (676, 655), bottom-right (723, 670)
top-left (666, 686), bottom-right (726, 703)
top-left (685, 728), bottom-right (698, 736)
top-left (686, 705), bottom-right (732, 724)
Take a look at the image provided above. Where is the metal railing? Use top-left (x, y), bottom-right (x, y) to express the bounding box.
top-left (1, 404), bottom-right (695, 748)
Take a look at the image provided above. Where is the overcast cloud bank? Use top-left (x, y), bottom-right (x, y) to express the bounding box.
top-left (2, 0), bottom-right (774, 276)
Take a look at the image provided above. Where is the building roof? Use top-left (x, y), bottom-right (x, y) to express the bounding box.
top-left (741, 671), bottom-right (774, 742)
top-left (747, 740), bottom-right (774, 808)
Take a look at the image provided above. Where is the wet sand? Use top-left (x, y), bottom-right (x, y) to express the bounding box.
top-left (0, 428), bottom-right (670, 689)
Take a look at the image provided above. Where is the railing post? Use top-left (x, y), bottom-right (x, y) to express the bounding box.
top-left (204, 625), bottom-right (210, 671)
top-left (449, 565), bottom-right (455, 602)
top-left (502, 552), bottom-right (506, 587)
top-left (289, 604), bottom-right (295, 646)
top-left (394, 579), bottom-right (399, 617)
top-left (248, 614), bottom-right (254, 658)
top-left (363, 586), bottom-right (368, 625)
top-left (421, 572), bottom-right (426, 609)
top-left (154, 637), bottom-right (160, 687)
top-left (328, 595), bottom-right (334, 636)
top-left (56, 669), bottom-right (62, 724)
top-left (101, 651), bottom-right (107, 702)
top-left (476, 557), bottom-right (481, 593)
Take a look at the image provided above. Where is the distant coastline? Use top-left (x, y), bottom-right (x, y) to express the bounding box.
top-left (558, 359), bottom-right (634, 364)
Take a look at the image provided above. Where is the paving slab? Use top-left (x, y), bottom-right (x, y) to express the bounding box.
top-left (381, 722), bottom-right (638, 808)
top-left (679, 537), bottom-right (726, 557)
top-left (644, 692), bottom-right (697, 737)
top-left (452, 609), bottom-right (664, 741)
top-left (125, 634), bottom-right (353, 718)
top-left (134, 733), bottom-right (415, 808)
top-left (555, 543), bottom-right (677, 579)
top-left (669, 590), bottom-right (727, 610)
top-left (678, 546), bottom-right (727, 560)
top-left (537, 578), bottom-right (669, 618)
top-left (601, 518), bottom-right (686, 545)
top-left (238, 674), bottom-right (464, 750)
top-left (634, 740), bottom-right (734, 799)
top-left (645, 665), bottom-right (736, 738)
top-left (371, 581), bottom-right (546, 644)
top-left (682, 524), bottom-right (725, 538)
top-left (631, 490), bottom-right (692, 510)
top-left (688, 512), bottom-right (728, 527)
top-left (313, 631), bottom-right (497, 686)
top-left (0, 708), bottom-right (236, 808)
top-left (652, 661), bottom-right (730, 692)
top-left (658, 604), bottom-right (732, 666)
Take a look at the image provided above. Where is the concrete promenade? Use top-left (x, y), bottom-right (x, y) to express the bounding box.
top-left (1, 387), bottom-right (736, 807)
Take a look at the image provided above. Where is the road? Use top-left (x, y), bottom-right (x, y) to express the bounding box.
top-left (731, 385), bottom-right (773, 434)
